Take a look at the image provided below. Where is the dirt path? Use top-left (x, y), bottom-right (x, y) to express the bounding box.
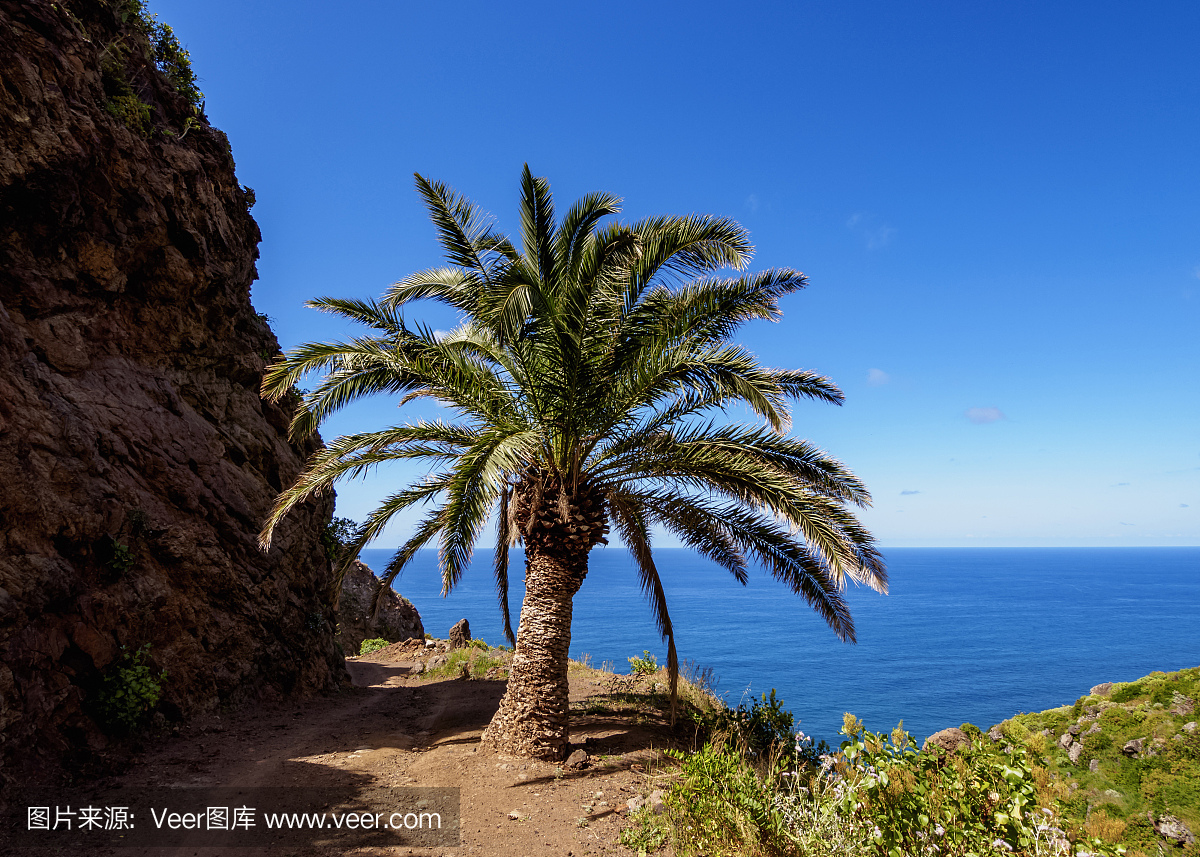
top-left (12, 650), bottom-right (682, 856)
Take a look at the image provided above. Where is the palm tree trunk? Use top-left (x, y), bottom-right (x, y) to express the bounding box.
top-left (480, 545), bottom-right (587, 760)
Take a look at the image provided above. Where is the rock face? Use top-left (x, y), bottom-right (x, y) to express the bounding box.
top-left (0, 0), bottom-right (346, 786)
top-left (922, 727), bottom-right (969, 756)
top-left (448, 618), bottom-right (471, 650)
top-left (336, 561), bottom-right (424, 655)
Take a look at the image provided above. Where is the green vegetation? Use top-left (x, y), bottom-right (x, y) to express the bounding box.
top-left (620, 695), bottom-right (1140, 856)
top-left (629, 650), bottom-right (658, 676)
top-left (101, 1), bottom-right (203, 135)
top-left (359, 638), bottom-right (389, 655)
top-left (994, 666), bottom-right (1199, 856)
top-left (421, 645), bottom-right (510, 681)
top-left (321, 516), bottom-right (362, 563)
top-left (258, 167), bottom-right (885, 758)
top-left (92, 644), bottom-right (166, 734)
top-left (619, 669), bottom-right (1200, 856)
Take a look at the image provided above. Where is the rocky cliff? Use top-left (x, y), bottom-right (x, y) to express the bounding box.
top-left (337, 561), bottom-right (425, 657)
top-left (0, 0), bottom-right (346, 786)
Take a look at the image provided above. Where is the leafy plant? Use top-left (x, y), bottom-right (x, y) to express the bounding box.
top-left (321, 517), bottom-right (362, 563)
top-left (101, 536), bottom-right (137, 575)
top-left (618, 806), bottom-right (670, 855)
top-left (629, 650), bottom-right (658, 676)
top-left (93, 644), bottom-right (166, 734)
top-left (360, 638), bottom-right (389, 655)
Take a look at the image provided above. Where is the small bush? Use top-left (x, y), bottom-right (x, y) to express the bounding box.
top-left (93, 644), bottom-right (166, 734)
top-left (359, 638), bottom-right (389, 655)
top-left (322, 517), bottom-right (362, 563)
top-left (628, 650), bottom-right (658, 675)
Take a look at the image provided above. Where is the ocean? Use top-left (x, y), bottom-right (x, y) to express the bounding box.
top-left (357, 547), bottom-right (1200, 746)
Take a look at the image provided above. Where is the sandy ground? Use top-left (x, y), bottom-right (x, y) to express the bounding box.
top-left (9, 647), bottom-right (687, 856)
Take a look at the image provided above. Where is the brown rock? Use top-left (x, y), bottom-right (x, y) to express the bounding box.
top-left (1090, 682), bottom-right (1114, 697)
top-left (922, 727), bottom-right (970, 755)
top-left (0, 0), bottom-right (346, 789)
top-left (448, 618), bottom-right (471, 650)
top-left (565, 749), bottom-right (590, 769)
top-left (336, 561), bottom-right (424, 655)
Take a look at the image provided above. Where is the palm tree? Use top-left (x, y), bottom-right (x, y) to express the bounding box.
top-left (259, 166), bottom-right (887, 760)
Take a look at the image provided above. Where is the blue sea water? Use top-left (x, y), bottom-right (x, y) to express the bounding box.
top-left (358, 547), bottom-right (1200, 746)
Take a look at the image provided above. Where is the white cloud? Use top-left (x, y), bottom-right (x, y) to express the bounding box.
top-left (846, 212), bottom-right (896, 250)
top-left (432, 329), bottom-right (450, 341)
top-left (745, 194), bottom-right (760, 213)
top-left (964, 406), bottom-right (1005, 424)
top-left (1182, 503), bottom-right (1190, 508)
top-left (867, 368), bottom-right (890, 386)
top-left (900, 489), bottom-right (920, 495)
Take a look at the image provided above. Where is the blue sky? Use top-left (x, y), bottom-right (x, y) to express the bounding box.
top-left (154, 0), bottom-right (1198, 547)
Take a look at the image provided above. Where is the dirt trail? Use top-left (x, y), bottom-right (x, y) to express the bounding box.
top-left (10, 652), bottom-right (681, 856)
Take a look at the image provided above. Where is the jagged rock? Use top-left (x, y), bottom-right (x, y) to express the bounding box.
top-left (1084, 722), bottom-right (1102, 737)
top-left (1122, 738), bottom-right (1145, 757)
top-left (987, 726), bottom-right (1004, 742)
top-left (1067, 724), bottom-right (1081, 736)
top-left (1184, 722), bottom-right (1197, 733)
top-left (923, 727), bottom-right (970, 755)
top-left (336, 560), bottom-right (423, 655)
top-left (1169, 692), bottom-right (1194, 716)
top-left (1067, 741), bottom-right (1084, 764)
top-left (565, 748), bottom-right (590, 769)
top-left (1090, 682), bottom-right (1114, 697)
top-left (626, 795), bottom-right (645, 812)
top-left (1058, 732), bottom-right (1074, 749)
top-left (1154, 814), bottom-right (1195, 846)
top-left (0, 0), bottom-right (345, 788)
top-left (448, 618), bottom-right (471, 650)
top-left (1089, 759), bottom-right (1100, 772)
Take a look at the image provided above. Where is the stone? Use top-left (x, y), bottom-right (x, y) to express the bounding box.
top-left (1067, 724), bottom-right (1081, 736)
top-left (1067, 741), bottom-right (1084, 764)
top-left (1154, 814), bottom-right (1195, 846)
top-left (647, 790), bottom-right (666, 815)
top-left (565, 749), bottom-right (590, 769)
top-left (1089, 759), bottom-right (1100, 772)
top-left (923, 727), bottom-right (970, 755)
top-left (1084, 723), bottom-right (1102, 737)
top-left (987, 726), bottom-right (1004, 742)
top-left (337, 561), bottom-right (424, 655)
top-left (1058, 733), bottom-right (1074, 749)
top-left (0, 0), bottom-right (347, 787)
top-left (1169, 692), bottom-right (1195, 716)
top-left (448, 619), bottom-right (471, 650)
top-left (508, 810), bottom-right (524, 820)
top-left (1122, 738), bottom-right (1145, 757)
top-left (1183, 722), bottom-right (1197, 734)
top-left (1090, 682), bottom-right (1114, 697)
top-left (626, 796), bottom-right (645, 812)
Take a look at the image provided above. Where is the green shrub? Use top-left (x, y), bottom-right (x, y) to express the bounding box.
top-left (93, 644), bottom-right (166, 734)
top-left (322, 517), bottom-right (362, 563)
top-left (359, 638), bottom-right (389, 655)
top-left (661, 738), bottom-right (794, 856)
top-left (628, 650), bottom-right (658, 675)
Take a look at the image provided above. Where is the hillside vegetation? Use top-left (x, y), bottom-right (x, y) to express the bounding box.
top-left (617, 665), bottom-right (1199, 857)
top-left (996, 666), bottom-right (1199, 855)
